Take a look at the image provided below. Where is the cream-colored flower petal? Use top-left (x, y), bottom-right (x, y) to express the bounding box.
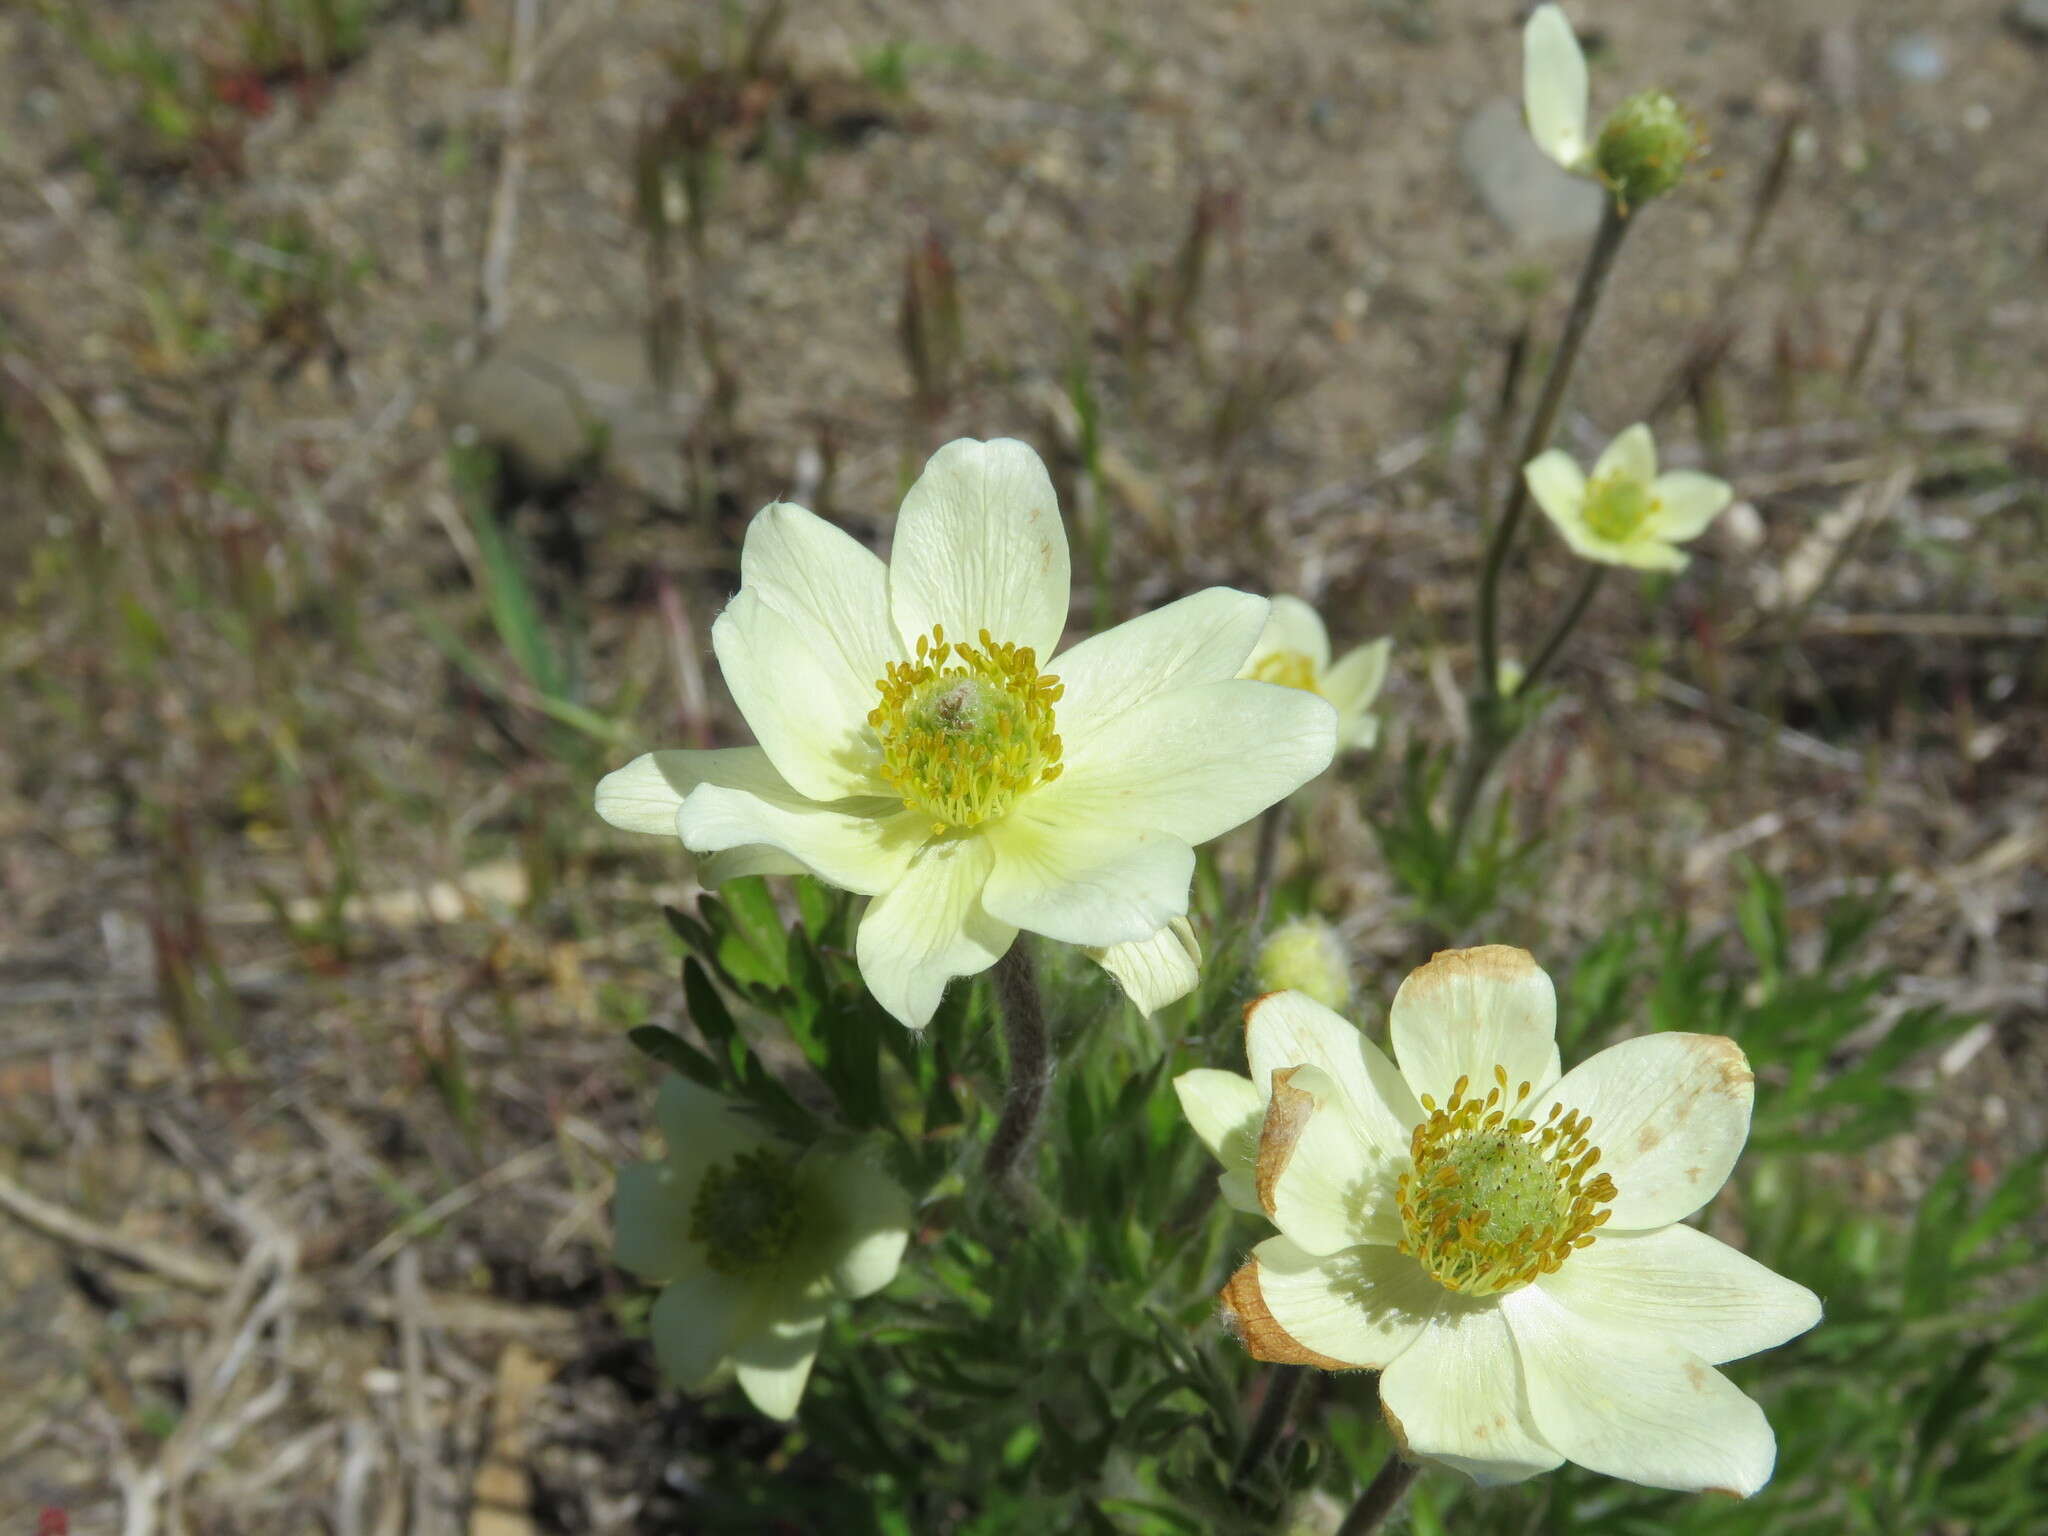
top-left (676, 779), bottom-right (925, 898)
top-left (655, 1074), bottom-right (769, 1183)
top-left (595, 747), bottom-right (776, 838)
top-left (1173, 1067), bottom-right (1260, 1163)
top-left (1040, 679), bottom-right (1334, 846)
top-left (739, 500), bottom-right (897, 676)
top-left (1090, 916), bottom-right (1202, 1017)
top-left (1649, 470), bottom-right (1734, 541)
top-left (649, 1267), bottom-right (753, 1391)
top-left (1600, 536), bottom-right (1690, 572)
top-left (1379, 1299), bottom-right (1563, 1485)
top-left (1257, 1066), bottom-right (1405, 1253)
top-left (853, 834), bottom-right (1014, 1029)
top-left (614, 1161), bottom-right (703, 1283)
top-left (1051, 587), bottom-right (1270, 748)
top-left (980, 806), bottom-right (1194, 947)
top-left (696, 844), bottom-right (812, 886)
top-left (1247, 1235), bottom-right (1449, 1369)
top-left (1503, 1283), bottom-right (1777, 1496)
top-left (732, 1296), bottom-right (831, 1420)
top-left (1320, 638), bottom-right (1391, 725)
top-left (1244, 990), bottom-right (1421, 1163)
top-left (1538, 1032), bottom-right (1752, 1229)
top-left (807, 1150), bottom-right (914, 1301)
top-left (1523, 4), bottom-right (1590, 170)
top-left (888, 437), bottom-right (1070, 660)
top-left (1219, 1169), bottom-right (1260, 1214)
top-left (1523, 449), bottom-right (1587, 529)
top-left (595, 750), bottom-right (696, 837)
top-left (1173, 1068), bottom-right (1262, 1212)
top-left (1248, 595), bottom-right (1332, 676)
top-left (1593, 423), bottom-right (1658, 487)
top-left (1389, 946), bottom-right (1562, 1110)
top-left (1220, 1250), bottom-right (1357, 1371)
top-left (1538, 1225), bottom-right (1821, 1365)
top-left (712, 589), bottom-right (888, 802)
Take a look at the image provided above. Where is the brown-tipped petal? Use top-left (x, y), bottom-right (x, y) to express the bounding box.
top-left (1218, 1255), bottom-right (1358, 1372)
top-left (1389, 945), bottom-right (1561, 1111)
top-left (1254, 1065), bottom-right (1321, 1220)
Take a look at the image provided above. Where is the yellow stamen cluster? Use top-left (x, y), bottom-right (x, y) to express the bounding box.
top-left (869, 624), bottom-right (1064, 834)
top-left (1396, 1065), bottom-right (1616, 1296)
top-left (1582, 474), bottom-right (1658, 543)
top-left (1248, 648), bottom-right (1319, 693)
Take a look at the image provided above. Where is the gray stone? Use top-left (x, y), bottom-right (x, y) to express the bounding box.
top-left (1887, 33), bottom-right (1948, 83)
top-left (1459, 97), bottom-right (1605, 247)
top-left (445, 322), bottom-right (694, 505)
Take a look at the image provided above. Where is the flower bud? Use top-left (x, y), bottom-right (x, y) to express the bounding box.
top-left (1256, 918), bottom-right (1352, 1013)
top-left (1594, 90), bottom-right (1696, 208)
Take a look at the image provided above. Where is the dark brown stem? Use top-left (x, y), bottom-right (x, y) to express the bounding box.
top-left (1475, 197), bottom-right (1631, 705)
top-left (1335, 1453), bottom-right (1421, 1536)
top-left (1247, 800), bottom-right (1290, 934)
top-left (980, 941), bottom-right (1050, 1193)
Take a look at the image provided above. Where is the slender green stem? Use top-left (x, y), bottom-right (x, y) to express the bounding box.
top-left (1443, 565), bottom-right (1608, 862)
top-left (1441, 694), bottom-right (1507, 872)
top-left (1475, 197), bottom-right (1631, 705)
top-left (1448, 196), bottom-right (1632, 867)
top-left (981, 940), bottom-right (1051, 1193)
top-left (1519, 564), bottom-right (1608, 697)
top-left (1229, 1365), bottom-right (1305, 1497)
top-left (1335, 1453), bottom-right (1421, 1536)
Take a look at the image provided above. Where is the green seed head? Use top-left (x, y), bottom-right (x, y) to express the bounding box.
top-left (1594, 90), bottom-right (1697, 208)
top-left (690, 1147), bottom-right (807, 1275)
top-left (1257, 918), bottom-right (1353, 1013)
top-left (1434, 1131), bottom-right (1569, 1241)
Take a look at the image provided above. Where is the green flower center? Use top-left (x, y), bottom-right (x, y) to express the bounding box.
top-left (1396, 1066), bottom-right (1616, 1296)
top-left (689, 1147), bottom-right (807, 1275)
top-left (1248, 648), bottom-right (1320, 694)
top-left (869, 625), bottom-right (1064, 834)
top-left (1581, 474), bottom-right (1655, 543)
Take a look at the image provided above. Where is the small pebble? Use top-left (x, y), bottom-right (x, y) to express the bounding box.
top-left (1887, 33), bottom-right (1948, 83)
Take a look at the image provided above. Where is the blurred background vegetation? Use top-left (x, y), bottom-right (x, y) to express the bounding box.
top-left (1, 0), bottom-right (2043, 1530)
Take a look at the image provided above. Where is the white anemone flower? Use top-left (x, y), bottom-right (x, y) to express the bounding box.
top-left (1524, 4), bottom-right (1592, 173)
top-left (597, 437), bottom-right (1336, 1028)
top-left (1525, 424), bottom-right (1734, 572)
top-left (615, 1076), bottom-right (913, 1419)
top-left (1176, 946), bottom-right (1821, 1494)
top-left (1240, 596), bottom-right (1392, 752)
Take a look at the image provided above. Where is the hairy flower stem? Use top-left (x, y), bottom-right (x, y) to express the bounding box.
top-left (1335, 1453), bottom-right (1421, 1536)
top-left (981, 941), bottom-right (1051, 1194)
top-left (1450, 197), bottom-right (1632, 862)
top-left (1228, 1364), bottom-right (1305, 1499)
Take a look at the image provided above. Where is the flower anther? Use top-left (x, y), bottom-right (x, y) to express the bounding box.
top-left (1248, 648), bottom-right (1319, 693)
top-left (1397, 1065), bottom-right (1616, 1296)
top-left (869, 624), bottom-right (1065, 834)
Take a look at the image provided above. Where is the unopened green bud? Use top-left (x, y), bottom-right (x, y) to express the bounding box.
top-left (1257, 918), bottom-right (1353, 1013)
top-left (1594, 90), bottom-right (1695, 208)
